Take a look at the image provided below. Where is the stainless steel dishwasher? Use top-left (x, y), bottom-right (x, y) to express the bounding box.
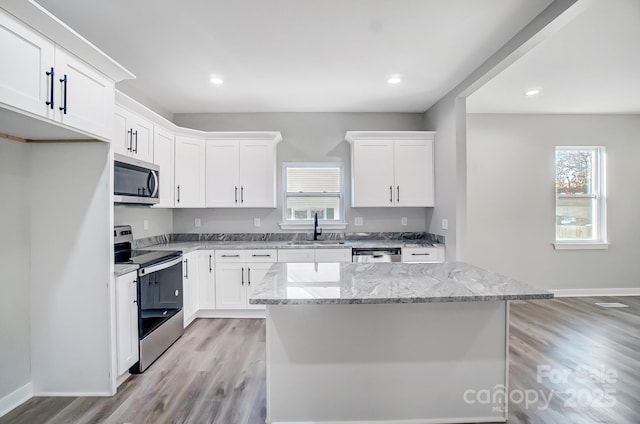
top-left (352, 247), bottom-right (402, 262)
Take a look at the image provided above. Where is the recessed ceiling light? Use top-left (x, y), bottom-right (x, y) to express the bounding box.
top-left (524, 89), bottom-right (540, 96)
top-left (209, 76), bottom-right (224, 85)
top-left (388, 75), bottom-right (402, 85)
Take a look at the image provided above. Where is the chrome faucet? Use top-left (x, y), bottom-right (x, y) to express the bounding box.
top-left (313, 212), bottom-right (322, 240)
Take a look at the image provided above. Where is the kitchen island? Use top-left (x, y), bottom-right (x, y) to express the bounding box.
top-left (250, 262), bottom-right (552, 424)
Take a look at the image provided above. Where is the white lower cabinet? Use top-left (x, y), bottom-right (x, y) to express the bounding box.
top-left (198, 250), bottom-right (216, 309)
top-left (115, 271), bottom-right (139, 376)
top-left (214, 249), bottom-right (275, 310)
top-left (278, 248), bottom-right (352, 263)
top-left (401, 246), bottom-right (445, 263)
top-left (182, 251), bottom-right (199, 327)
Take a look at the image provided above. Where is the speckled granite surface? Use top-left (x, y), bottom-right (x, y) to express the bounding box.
top-left (249, 262), bottom-right (553, 305)
top-left (114, 263), bottom-right (139, 277)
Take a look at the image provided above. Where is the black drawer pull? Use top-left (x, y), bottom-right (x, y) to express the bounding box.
top-left (411, 253), bottom-right (431, 256)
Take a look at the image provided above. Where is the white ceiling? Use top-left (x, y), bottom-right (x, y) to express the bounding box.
top-left (34, 0), bottom-right (553, 115)
top-left (467, 0), bottom-right (640, 114)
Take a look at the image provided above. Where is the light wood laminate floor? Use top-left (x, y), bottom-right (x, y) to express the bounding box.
top-left (1, 297), bottom-right (638, 424)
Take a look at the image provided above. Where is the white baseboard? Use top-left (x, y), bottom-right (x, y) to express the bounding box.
top-left (0, 382), bottom-right (33, 418)
top-left (269, 417), bottom-right (505, 424)
top-left (116, 372), bottom-right (132, 388)
top-left (552, 288), bottom-right (640, 297)
top-left (197, 309), bottom-right (266, 319)
top-left (32, 391), bottom-right (112, 397)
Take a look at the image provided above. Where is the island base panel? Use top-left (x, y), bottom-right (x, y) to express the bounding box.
top-left (266, 302), bottom-right (508, 423)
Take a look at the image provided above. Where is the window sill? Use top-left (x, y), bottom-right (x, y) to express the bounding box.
top-left (279, 222), bottom-right (347, 230)
top-left (552, 242), bottom-right (609, 250)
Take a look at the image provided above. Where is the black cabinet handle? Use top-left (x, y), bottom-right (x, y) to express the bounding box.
top-left (248, 267), bottom-right (251, 285)
top-left (389, 186), bottom-right (393, 203)
top-left (127, 129), bottom-right (133, 151)
top-left (241, 267), bottom-right (245, 285)
top-left (58, 74), bottom-right (67, 114)
top-left (241, 186), bottom-right (244, 203)
top-left (235, 186), bottom-right (238, 203)
top-left (209, 254), bottom-right (212, 272)
top-left (397, 185), bottom-right (400, 203)
top-left (133, 130), bottom-right (138, 153)
top-left (251, 254), bottom-right (271, 257)
top-left (222, 254), bottom-right (240, 258)
top-left (45, 67), bottom-right (54, 109)
top-left (177, 185), bottom-right (180, 203)
top-left (184, 258), bottom-right (188, 278)
top-left (411, 253), bottom-right (431, 256)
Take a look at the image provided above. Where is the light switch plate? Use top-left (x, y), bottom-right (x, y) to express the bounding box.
top-left (442, 218), bottom-right (449, 230)
top-left (143, 219), bottom-right (149, 230)
top-left (195, 218), bottom-right (201, 228)
top-left (354, 217), bottom-right (364, 226)
top-left (254, 218), bottom-right (261, 227)
top-left (401, 217), bottom-right (408, 226)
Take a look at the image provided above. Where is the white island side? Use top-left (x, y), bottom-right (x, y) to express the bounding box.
top-left (250, 262), bottom-right (553, 424)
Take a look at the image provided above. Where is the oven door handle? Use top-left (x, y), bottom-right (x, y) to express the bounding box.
top-left (138, 256), bottom-right (183, 276)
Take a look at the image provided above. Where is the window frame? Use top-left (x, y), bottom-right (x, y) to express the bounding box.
top-left (280, 162), bottom-right (346, 229)
top-left (553, 146), bottom-right (608, 250)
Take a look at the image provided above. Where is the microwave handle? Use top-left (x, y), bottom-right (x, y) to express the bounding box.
top-left (148, 170), bottom-right (159, 197)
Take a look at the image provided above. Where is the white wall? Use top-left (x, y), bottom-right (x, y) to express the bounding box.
top-left (30, 142), bottom-right (112, 394)
top-left (0, 138), bottom-right (32, 403)
top-left (114, 206), bottom-right (173, 238)
top-left (173, 112), bottom-right (428, 233)
top-left (467, 114), bottom-right (640, 290)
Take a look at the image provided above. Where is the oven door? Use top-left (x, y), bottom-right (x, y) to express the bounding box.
top-left (138, 257), bottom-right (183, 339)
top-left (114, 153), bottom-right (160, 205)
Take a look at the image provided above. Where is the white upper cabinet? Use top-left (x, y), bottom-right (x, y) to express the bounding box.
top-left (205, 138), bottom-right (278, 208)
top-left (346, 131), bottom-right (435, 207)
top-left (0, 8), bottom-right (116, 140)
top-left (0, 10), bottom-right (55, 120)
top-left (175, 135), bottom-right (205, 208)
top-left (153, 126), bottom-right (175, 208)
top-left (113, 105), bottom-right (154, 162)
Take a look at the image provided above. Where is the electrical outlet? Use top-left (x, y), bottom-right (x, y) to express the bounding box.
top-left (354, 217), bottom-right (364, 226)
top-left (195, 218), bottom-right (201, 228)
top-left (254, 218), bottom-right (261, 227)
top-left (401, 217), bottom-right (408, 226)
top-left (143, 219), bottom-right (149, 230)
top-left (442, 218), bottom-right (449, 230)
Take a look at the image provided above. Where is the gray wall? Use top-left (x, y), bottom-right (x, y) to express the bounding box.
top-left (467, 114), bottom-right (640, 290)
top-left (114, 206), bottom-right (173, 238)
top-left (0, 138), bottom-right (31, 401)
top-left (172, 113), bottom-right (428, 233)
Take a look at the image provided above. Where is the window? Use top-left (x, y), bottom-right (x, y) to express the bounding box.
top-left (555, 146), bottom-right (607, 247)
top-left (283, 163), bottom-right (344, 225)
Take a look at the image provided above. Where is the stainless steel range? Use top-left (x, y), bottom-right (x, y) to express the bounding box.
top-left (114, 225), bottom-right (184, 373)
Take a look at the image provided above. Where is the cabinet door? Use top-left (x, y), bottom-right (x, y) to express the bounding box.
top-left (394, 139), bottom-right (434, 207)
top-left (215, 263), bottom-right (246, 310)
top-left (181, 252), bottom-right (199, 325)
top-left (0, 10), bottom-right (55, 119)
top-left (175, 136), bottom-right (205, 207)
top-left (153, 127), bottom-right (175, 207)
top-left (315, 248), bottom-right (352, 263)
top-left (54, 47), bottom-right (114, 140)
top-left (239, 140), bottom-right (276, 207)
top-left (113, 106), bottom-right (130, 155)
top-left (129, 115), bottom-right (154, 162)
top-left (352, 140), bottom-right (395, 207)
top-left (116, 272), bottom-right (139, 375)
top-left (246, 262), bottom-right (272, 310)
top-left (205, 140), bottom-right (240, 207)
top-left (198, 250), bottom-right (216, 309)
top-left (277, 249), bottom-right (315, 263)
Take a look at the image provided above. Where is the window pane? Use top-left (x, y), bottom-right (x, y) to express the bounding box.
top-left (286, 196), bottom-right (341, 221)
top-left (556, 197), bottom-right (595, 240)
top-left (286, 167), bottom-right (341, 193)
top-left (555, 149), bottom-right (594, 194)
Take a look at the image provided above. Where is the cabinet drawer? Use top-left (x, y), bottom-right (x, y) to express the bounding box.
top-left (401, 247), bottom-right (441, 263)
top-left (246, 249), bottom-right (277, 262)
top-left (277, 249), bottom-right (315, 263)
top-left (215, 250), bottom-right (245, 262)
top-left (315, 248), bottom-right (352, 263)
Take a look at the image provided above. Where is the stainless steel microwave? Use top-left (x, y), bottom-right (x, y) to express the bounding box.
top-left (114, 153), bottom-right (159, 205)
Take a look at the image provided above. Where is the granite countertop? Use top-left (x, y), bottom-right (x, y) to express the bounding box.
top-left (114, 263), bottom-right (139, 277)
top-left (142, 240), bottom-right (440, 253)
top-left (249, 262), bottom-right (553, 305)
